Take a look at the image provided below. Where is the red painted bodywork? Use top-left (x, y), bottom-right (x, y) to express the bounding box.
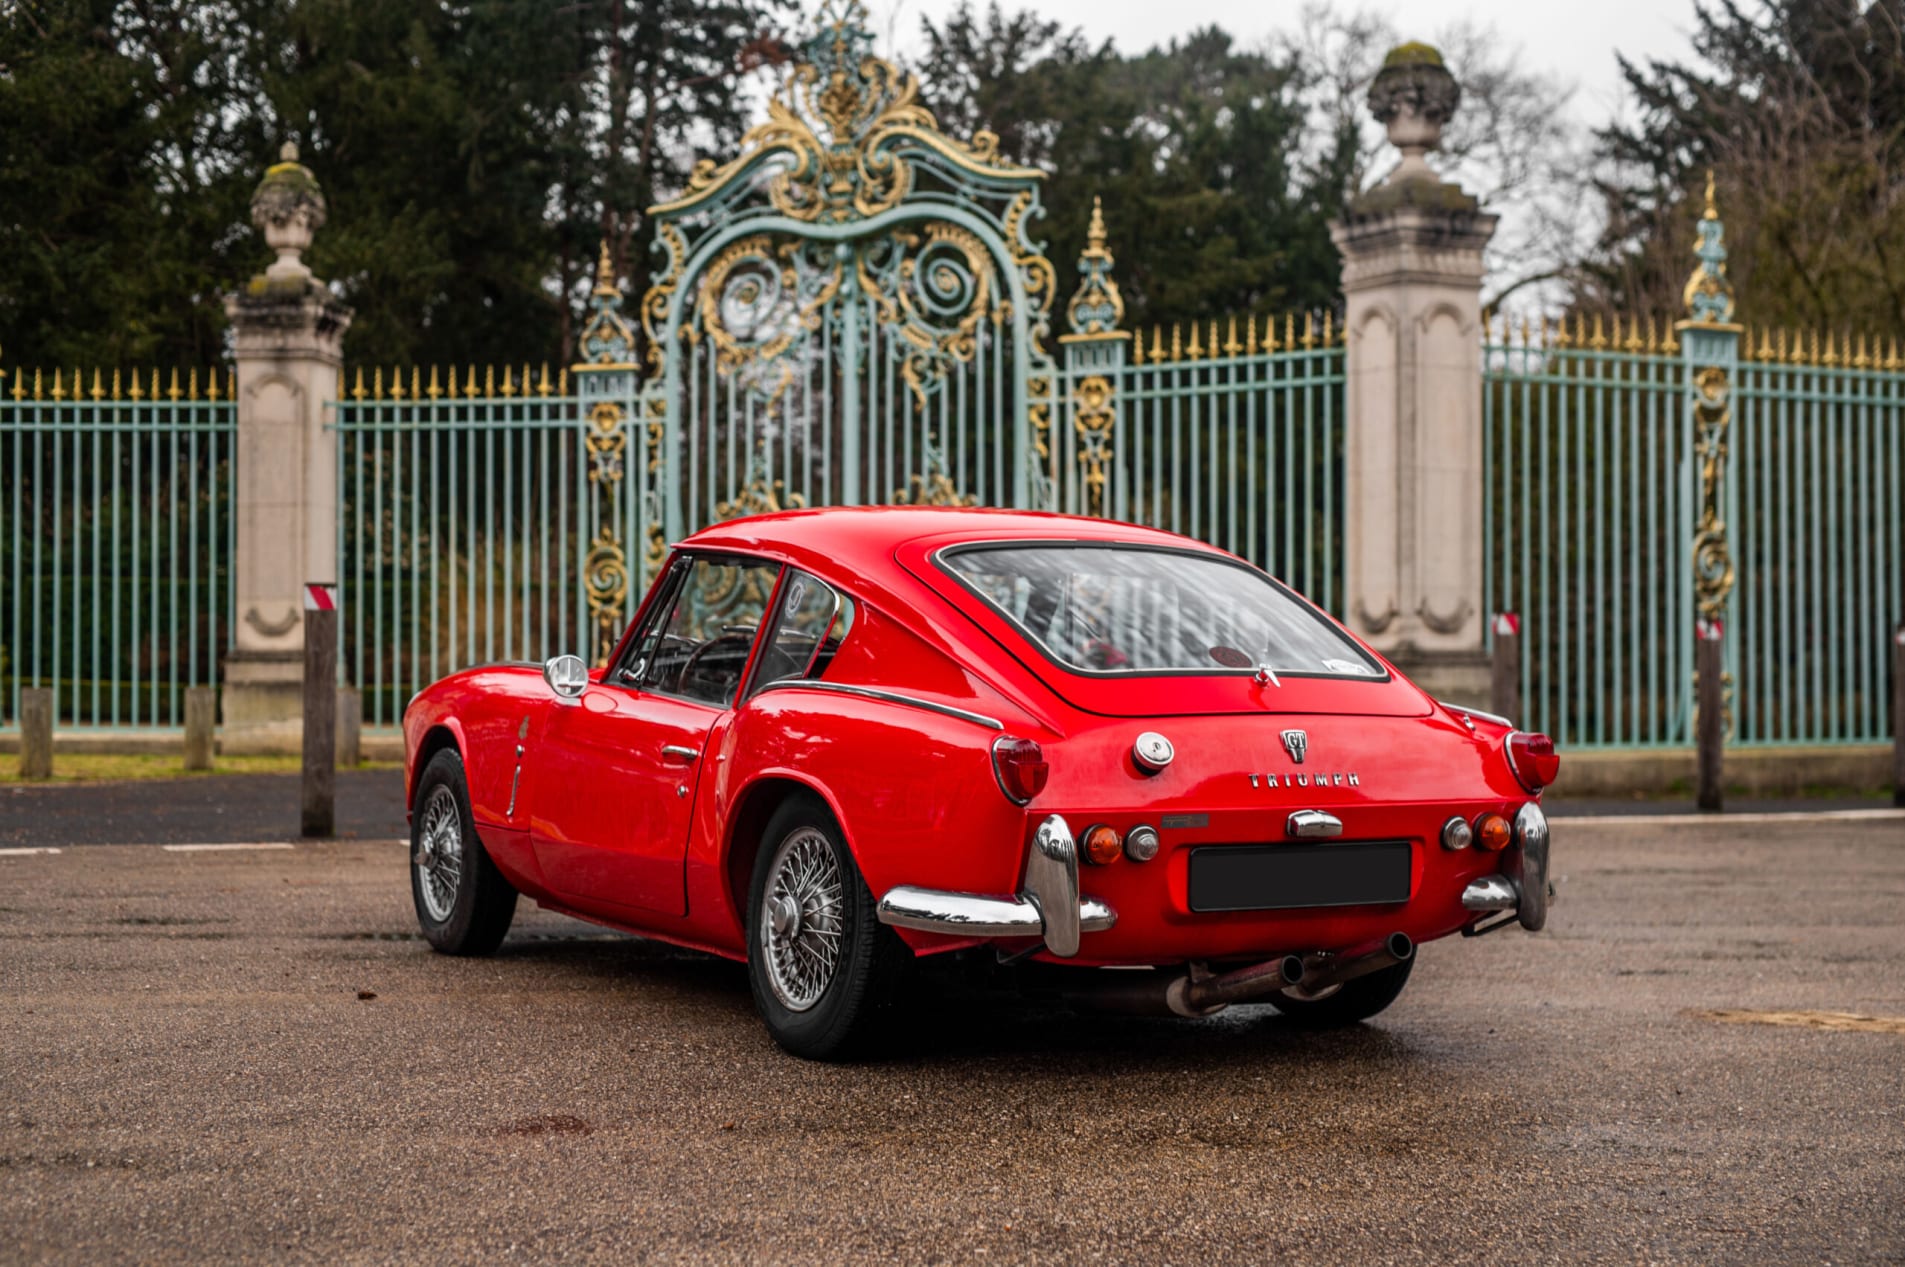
top-left (403, 507), bottom-right (1547, 969)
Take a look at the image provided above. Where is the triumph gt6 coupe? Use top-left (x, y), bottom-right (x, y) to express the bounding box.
top-left (402, 507), bottom-right (1557, 1058)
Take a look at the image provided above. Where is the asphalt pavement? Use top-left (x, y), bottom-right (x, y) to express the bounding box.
top-left (1, 797), bottom-right (1902, 1263)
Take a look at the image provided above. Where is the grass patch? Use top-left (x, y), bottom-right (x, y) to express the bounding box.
top-left (4, 754), bottom-right (398, 785)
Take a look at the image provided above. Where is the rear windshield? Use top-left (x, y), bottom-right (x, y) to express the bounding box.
top-left (938, 544), bottom-right (1384, 679)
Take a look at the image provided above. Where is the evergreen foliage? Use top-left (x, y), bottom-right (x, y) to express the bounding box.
top-left (1590, 0), bottom-right (1905, 330)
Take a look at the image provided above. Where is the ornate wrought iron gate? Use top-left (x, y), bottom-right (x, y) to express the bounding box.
top-left (614, 0), bottom-right (1061, 571)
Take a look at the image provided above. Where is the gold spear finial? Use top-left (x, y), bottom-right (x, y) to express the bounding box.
top-left (1702, 167), bottom-right (1718, 220)
top-left (1086, 196), bottom-right (1108, 253)
top-left (594, 238), bottom-right (616, 294)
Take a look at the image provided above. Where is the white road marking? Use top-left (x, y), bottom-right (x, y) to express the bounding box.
top-left (1552, 807), bottom-right (1905, 826)
top-left (160, 842), bottom-right (296, 853)
top-left (0, 847), bottom-right (62, 857)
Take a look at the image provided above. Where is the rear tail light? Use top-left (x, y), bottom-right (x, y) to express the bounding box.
top-left (991, 736), bottom-right (1049, 804)
top-left (1081, 824), bottom-right (1122, 865)
top-left (1474, 813), bottom-right (1511, 851)
top-left (1506, 731), bottom-right (1561, 793)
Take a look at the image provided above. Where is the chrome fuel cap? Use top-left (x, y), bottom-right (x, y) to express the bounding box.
top-left (1133, 731), bottom-right (1174, 773)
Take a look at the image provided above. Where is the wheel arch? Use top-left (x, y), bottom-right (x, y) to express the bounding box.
top-left (407, 720), bottom-right (467, 811)
top-left (723, 772), bottom-right (855, 935)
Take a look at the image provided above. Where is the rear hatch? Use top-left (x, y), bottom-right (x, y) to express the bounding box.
top-left (898, 533), bottom-right (1431, 719)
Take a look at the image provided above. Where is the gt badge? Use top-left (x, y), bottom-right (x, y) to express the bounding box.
top-left (1281, 729), bottom-right (1308, 764)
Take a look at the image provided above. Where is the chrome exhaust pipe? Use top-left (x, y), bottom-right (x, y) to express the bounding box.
top-left (1052, 954), bottom-right (1306, 1019)
top-left (1174, 954), bottom-right (1307, 1015)
top-left (1296, 932), bottom-right (1414, 996)
top-left (1046, 933), bottom-right (1410, 1019)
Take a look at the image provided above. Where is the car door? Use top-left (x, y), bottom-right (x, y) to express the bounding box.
top-left (529, 553), bottom-right (782, 917)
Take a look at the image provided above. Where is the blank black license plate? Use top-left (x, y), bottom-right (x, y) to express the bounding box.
top-left (1187, 842), bottom-right (1412, 912)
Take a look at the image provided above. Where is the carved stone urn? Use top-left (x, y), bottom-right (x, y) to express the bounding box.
top-left (1366, 43), bottom-right (1461, 186)
top-left (250, 141), bottom-right (328, 289)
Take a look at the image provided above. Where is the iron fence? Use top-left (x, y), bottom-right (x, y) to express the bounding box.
top-left (1485, 319), bottom-right (1904, 749)
top-left (0, 370), bottom-right (235, 727)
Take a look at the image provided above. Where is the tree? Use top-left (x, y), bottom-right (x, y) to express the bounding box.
top-left (916, 1), bottom-right (1352, 330)
top-left (1277, 3), bottom-right (1589, 315)
top-left (0, 0), bottom-right (794, 371)
top-left (1588, 0), bottom-right (1905, 330)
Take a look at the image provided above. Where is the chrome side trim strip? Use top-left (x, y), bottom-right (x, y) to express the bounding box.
top-left (753, 678), bottom-right (1005, 730)
top-left (1446, 702), bottom-right (1513, 728)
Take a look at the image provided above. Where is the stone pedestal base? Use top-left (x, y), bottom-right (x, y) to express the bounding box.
top-left (1386, 644), bottom-right (1492, 710)
top-left (221, 650), bottom-right (303, 754)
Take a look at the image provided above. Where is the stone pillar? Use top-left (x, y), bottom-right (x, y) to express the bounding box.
top-left (1330, 44), bottom-right (1498, 706)
top-left (221, 143), bottom-right (354, 751)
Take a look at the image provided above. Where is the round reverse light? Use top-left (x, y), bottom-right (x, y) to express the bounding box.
top-left (1082, 824), bottom-right (1123, 866)
top-left (1132, 731), bottom-right (1174, 773)
top-left (1123, 824), bottom-right (1160, 863)
top-left (1475, 813), bottom-right (1512, 852)
top-left (1440, 816), bottom-right (1473, 851)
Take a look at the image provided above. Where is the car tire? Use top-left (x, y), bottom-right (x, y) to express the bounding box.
top-left (410, 748), bottom-right (518, 956)
top-left (746, 793), bottom-right (909, 1060)
top-left (1271, 955), bottom-right (1414, 1028)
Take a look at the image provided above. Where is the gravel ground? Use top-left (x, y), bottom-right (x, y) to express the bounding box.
top-left (1, 815), bottom-right (1902, 1264)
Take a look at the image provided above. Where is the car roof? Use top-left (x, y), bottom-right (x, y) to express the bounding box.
top-left (678, 506), bottom-right (1218, 582)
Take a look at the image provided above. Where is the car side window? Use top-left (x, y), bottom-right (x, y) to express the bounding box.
top-left (748, 570), bottom-right (856, 696)
top-left (622, 555), bottom-right (781, 708)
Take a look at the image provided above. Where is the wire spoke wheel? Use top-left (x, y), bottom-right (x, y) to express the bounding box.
top-left (758, 826), bottom-right (845, 1013)
top-left (415, 784), bottom-right (464, 923)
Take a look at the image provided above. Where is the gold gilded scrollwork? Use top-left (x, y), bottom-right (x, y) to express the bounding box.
top-left (1028, 373), bottom-right (1053, 461)
top-left (717, 449), bottom-right (809, 522)
top-left (586, 401), bottom-right (628, 482)
top-left (652, 0), bottom-right (1039, 227)
top-left (892, 435), bottom-right (977, 506)
top-left (858, 223), bottom-right (994, 405)
top-left (1690, 364), bottom-right (1735, 619)
top-left (1072, 374), bottom-right (1115, 517)
top-left (584, 525), bottom-right (630, 664)
top-left (694, 234), bottom-right (843, 403)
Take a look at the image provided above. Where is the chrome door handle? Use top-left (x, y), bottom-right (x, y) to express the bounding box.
top-left (1287, 810), bottom-right (1343, 839)
top-left (661, 744), bottom-right (700, 763)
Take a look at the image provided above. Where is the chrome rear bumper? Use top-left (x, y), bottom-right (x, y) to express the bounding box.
top-left (1459, 802), bottom-right (1552, 931)
top-left (876, 815), bottom-right (1115, 957)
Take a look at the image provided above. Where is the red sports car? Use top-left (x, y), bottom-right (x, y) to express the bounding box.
top-left (402, 507), bottom-right (1557, 1058)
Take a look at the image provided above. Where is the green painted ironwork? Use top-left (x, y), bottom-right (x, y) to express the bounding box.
top-left (1483, 320), bottom-right (1691, 748)
top-left (1485, 301), bottom-right (1903, 751)
top-left (630, 0), bottom-right (1062, 556)
top-left (331, 365), bottom-right (605, 728)
top-left (0, 369), bottom-right (236, 727)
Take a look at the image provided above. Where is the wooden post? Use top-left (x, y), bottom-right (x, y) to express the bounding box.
top-left (183, 687), bottom-right (216, 771)
top-left (1696, 618), bottom-right (1724, 812)
top-left (335, 685), bottom-right (361, 770)
top-left (19, 688), bottom-right (52, 780)
top-left (1893, 623), bottom-right (1904, 809)
top-left (1490, 613), bottom-right (1521, 726)
top-left (302, 585), bottom-right (337, 837)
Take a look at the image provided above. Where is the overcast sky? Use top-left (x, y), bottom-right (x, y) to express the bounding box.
top-left (870, 0), bottom-right (1702, 133)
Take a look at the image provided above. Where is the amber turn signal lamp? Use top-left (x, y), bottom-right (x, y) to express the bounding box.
top-left (1474, 813), bottom-right (1512, 852)
top-left (991, 736), bottom-right (1049, 805)
top-left (1081, 824), bottom-right (1123, 866)
top-left (1506, 731), bottom-right (1562, 793)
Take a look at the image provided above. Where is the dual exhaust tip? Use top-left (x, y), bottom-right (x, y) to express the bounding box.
top-left (1061, 932), bottom-right (1415, 1019)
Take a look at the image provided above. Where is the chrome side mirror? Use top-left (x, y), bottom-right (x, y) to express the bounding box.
top-left (542, 654), bottom-right (588, 700)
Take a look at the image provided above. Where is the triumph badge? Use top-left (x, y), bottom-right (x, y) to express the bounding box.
top-left (1280, 729), bottom-right (1308, 764)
